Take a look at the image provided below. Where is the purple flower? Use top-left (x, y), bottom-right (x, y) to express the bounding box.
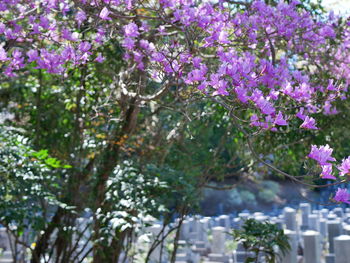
top-left (62, 29), bottom-right (78, 41)
top-left (125, 0), bottom-right (134, 9)
top-left (36, 49), bottom-right (65, 74)
top-left (250, 114), bottom-right (260, 127)
top-left (218, 30), bottom-right (230, 44)
top-left (39, 16), bottom-right (50, 29)
top-left (186, 65), bottom-right (207, 83)
top-left (296, 108), bottom-right (306, 120)
top-left (151, 52), bottom-right (166, 63)
top-left (5, 28), bottom-right (15, 39)
top-left (338, 157), bottom-right (350, 176)
top-left (95, 53), bottom-right (105, 63)
top-left (274, 112), bottom-right (288, 126)
top-left (124, 23), bottom-right (139, 38)
top-left (61, 46), bottom-right (76, 62)
top-left (0, 46), bottom-right (8, 62)
top-left (334, 188), bottom-right (350, 204)
top-left (255, 97), bottom-right (275, 115)
top-left (320, 164), bottom-right (336, 180)
top-left (211, 77), bottom-right (229, 96)
top-left (234, 87), bottom-right (249, 103)
top-left (300, 116), bottom-right (318, 130)
top-left (99, 7), bottom-right (111, 20)
top-left (27, 49), bottom-right (39, 62)
top-left (11, 50), bottom-right (24, 69)
top-left (139, 40), bottom-right (154, 51)
top-left (327, 79), bottom-right (336, 91)
top-left (122, 37), bottom-right (135, 50)
top-left (192, 57), bottom-right (202, 68)
top-left (320, 25), bottom-right (336, 38)
top-left (78, 42), bottom-right (91, 53)
top-left (75, 10), bottom-right (87, 26)
top-left (324, 101), bottom-right (338, 115)
top-left (308, 144), bottom-right (336, 165)
top-left (198, 81), bottom-right (207, 91)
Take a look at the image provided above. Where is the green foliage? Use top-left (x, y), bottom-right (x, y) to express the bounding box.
top-left (0, 126), bottom-right (69, 235)
top-left (97, 162), bottom-right (169, 238)
top-left (231, 219), bottom-right (290, 263)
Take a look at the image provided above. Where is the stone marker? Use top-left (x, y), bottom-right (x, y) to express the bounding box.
top-left (327, 219), bottom-right (342, 253)
top-left (302, 230), bottom-right (321, 263)
top-left (218, 215), bottom-right (231, 232)
top-left (321, 208), bottom-right (329, 219)
top-left (308, 214), bottom-right (320, 232)
top-left (199, 218), bottom-right (210, 246)
top-left (281, 229), bottom-right (297, 263)
top-left (325, 254), bottom-right (335, 263)
top-left (334, 235), bottom-right (350, 263)
top-left (328, 213), bottom-right (338, 220)
top-left (300, 203), bottom-right (311, 230)
top-left (343, 224), bottom-right (350, 235)
top-left (232, 218), bottom-right (242, 229)
top-left (211, 227), bottom-right (226, 254)
top-left (179, 220), bottom-right (190, 241)
top-left (238, 212), bottom-right (250, 221)
top-left (284, 207), bottom-right (297, 231)
top-left (0, 228), bottom-right (11, 252)
top-left (333, 208), bottom-right (344, 220)
top-left (148, 224), bottom-right (168, 263)
top-left (319, 218), bottom-right (328, 239)
top-left (0, 250), bottom-right (13, 263)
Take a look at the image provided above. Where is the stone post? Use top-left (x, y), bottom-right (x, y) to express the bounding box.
top-left (211, 226), bottom-right (226, 254)
top-left (334, 235), bottom-right (350, 263)
top-left (327, 219), bottom-right (342, 253)
top-left (309, 214), bottom-right (320, 232)
top-left (284, 207), bottom-right (297, 231)
top-left (300, 203), bottom-right (311, 230)
top-left (281, 229), bottom-right (297, 263)
top-left (302, 230), bottom-right (321, 263)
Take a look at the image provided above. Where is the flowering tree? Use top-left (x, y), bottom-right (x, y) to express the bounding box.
top-left (1, 0), bottom-right (350, 262)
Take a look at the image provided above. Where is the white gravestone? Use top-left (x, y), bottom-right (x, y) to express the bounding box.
top-left (300, 203), bottom-right (311, 230)
top-left (302, 230), bottom-right (321, 263)
top-left (327, 219), bottom-right (342, 253)
top-left (334, 235), bottom-right (350, 263)
top-left (281, 229), bottom-right (297, 263)
top-left (284, 207), bottom-right (297, 231)
top-left (211, 226), bottom-right (226, 254)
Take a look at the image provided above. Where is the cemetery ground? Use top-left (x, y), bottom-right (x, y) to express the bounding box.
top-left (2, 202), bottom-right (350, 263)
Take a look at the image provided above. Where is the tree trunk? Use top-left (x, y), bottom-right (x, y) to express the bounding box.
top-left (92, 100), bottom-right (139, 262)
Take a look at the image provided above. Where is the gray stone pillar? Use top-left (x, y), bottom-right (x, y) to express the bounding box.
top-left (300, 203), bottom-right (311, 230)
top-left (218, 215), bottom-right (231, 231)
top-left (343, 224), bottom-right (350, 235)
top-left (211, 226), bottom-right (226, 254)
top-left (333, 208), bottom-right (344, 220)
top-left (327, 219), bottom-right (342, 253)
top-left (302, 230), bottom-right (321, 263)
top-left (321, 208), bottom-right (329, 219)
top-left (281, 229), bottom-right (297, 263)
top-left (309, 214), bottom-right (320, 232)
top-left (284, 207), bottom-right (297, 231)
top-left (179, 220), bottom-right (190, 240)
top-left (199, 218), bottom-right (209, 247)
top-left (334, 235), bottom-right (350, 263)
top-left (319, 218), bottom-right (328, 239)
top-left (148, 224), bottom-right (168, 263)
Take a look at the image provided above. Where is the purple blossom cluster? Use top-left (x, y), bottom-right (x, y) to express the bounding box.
top-left (1, 0), bottom-right (350, 204)
top-left (307, 145), bottom-right (350, 199)
top-left (334, 188), bottom-right (350, 204)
